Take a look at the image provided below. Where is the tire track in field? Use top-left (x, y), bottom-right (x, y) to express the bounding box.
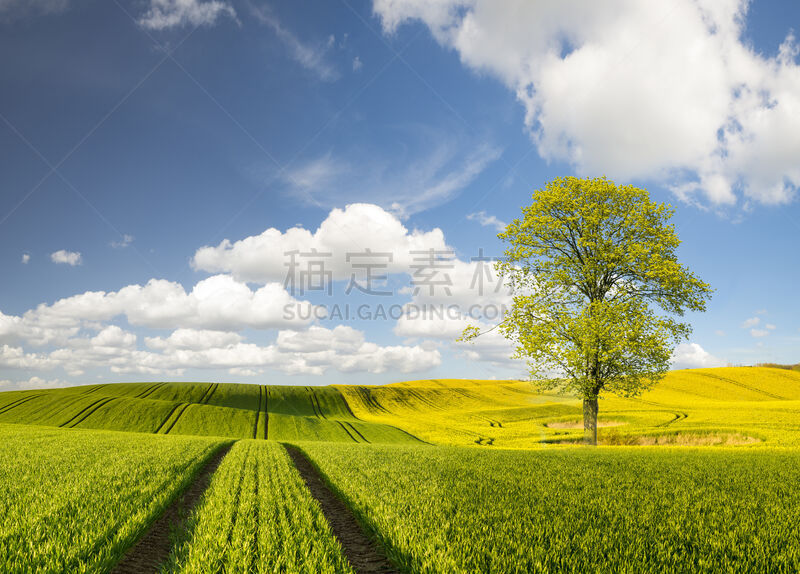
top-left (162, 404), bottom-right (190, 435)
top-left (336, 388), bottom-right (430, 445)
top-left (695, 372), bottom-right (785, 400)
top-left (197, 382), bottom-right (216, 404)
top-left (253, 386), bottom-right (263, 439)
top-left (136, 383), bottom-right (165, 400)
top-left (66, 397), bottom-right (117, 428)
top-left (284, 445), bottom-right (399, 574)
top-left (203, 382), bottom-right (219, 404)
top-left (344, 422), bottom-right (369, 443)
top-left (0, 394), bottom-right (41, 416)
top-left (59, 397), bottom-right (111, 428)
top-left (308, 387), bottom-right (328, 419)
top-left (112, 443), bottom-right (234, 574)
top-left (336, 421), bottom-right (360, 443)
top-left (153, 403), bottom-right (183, 434)
top-left (264, 385), bottom-right (269, 440)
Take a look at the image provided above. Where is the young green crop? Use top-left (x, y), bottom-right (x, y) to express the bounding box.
top-left (302, 443), bottom-right (800, 573)
top-left (0, 423), bottom-right (223, 573)
top-left (163, 440), bottom-right (354, 574)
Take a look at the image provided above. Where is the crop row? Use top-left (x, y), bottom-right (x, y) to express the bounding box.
top-left (302, 443), bottom-right (800, 573)
top-left (0, 423), bottom-right (221, 573)
top-left (162, 440), bottom-right (354, 573)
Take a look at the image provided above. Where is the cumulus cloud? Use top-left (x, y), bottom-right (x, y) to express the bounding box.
top-left (50, 250), bottom-right (82, 266)
top-left (352, 56), bottom-right (363, 71)
top-left (21, 274), bottom-right (318, 334)
top-left (466, 211), bottom-right (506, 231)
top-left (741, 316), bottom-right (760, 328)
top-left (138, 0), bottom-right (236, 30)
top-left (192, 203), bottom-right (450, 284)
top-left (750, 328), bottom-right (769, 338)
top-left (0, 323), bottom-right (440, 378)
top-left (374, 0), bottom-right (800, 207)
top-left (21, 253), bottom-right (30, 264)
top-left (671, 342), bottom-right (725, 369)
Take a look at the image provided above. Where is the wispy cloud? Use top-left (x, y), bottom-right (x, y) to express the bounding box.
top-left (280, 137), bottom-right (502, 216)
top-left (138, 0), bottom-right (236, 31)
top-left (50, 250), bottom-right (82, 266)
top-left (111, 234), bottom-right (135, 249)
top-left (0, 0), bottom-right (69, 19)
top-left (21, 253), bottom-right (30, 264)
top-left (249, 3), bottom-right (338, 81)
top-left (466, 211), bottom-right (506, 232)
top-left (741, 316), bottom-right (760, 329)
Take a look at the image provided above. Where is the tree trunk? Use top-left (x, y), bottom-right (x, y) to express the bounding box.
top-left (583, 397), bottom-right (598, 445)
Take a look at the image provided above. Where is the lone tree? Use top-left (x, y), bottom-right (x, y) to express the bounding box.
top-left (463, 176), bottom-right (712, 445)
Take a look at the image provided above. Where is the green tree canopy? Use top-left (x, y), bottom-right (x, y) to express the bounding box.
top-left (463, 176), bottom-right (712, 444)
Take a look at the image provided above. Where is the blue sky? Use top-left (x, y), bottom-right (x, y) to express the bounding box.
top-left (1, 0), bottom-right (799, 390)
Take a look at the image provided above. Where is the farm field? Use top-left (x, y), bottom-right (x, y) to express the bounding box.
top-left (0, 423), bottom-right (223, 573)
top-left (163, 440), bottom-right (353, 574)
top-left (1, 367), bottom-right (799, 447)
top-left (1, 367), bottom-right (800, 572)
top-left (300, 442), bottom-right (800, 573)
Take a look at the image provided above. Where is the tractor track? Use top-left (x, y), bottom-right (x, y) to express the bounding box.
top-left (0, 394), bottom-right (42, 416)
top-left (135, 383), bottom-right (165, 400)
top-left (336, 421), bottom-right (360, 443)
top-left (162, 403), bottom-right (190, 435)
top-left (284, 445), bottom-right (398, 574)
top-left (66, 397), bottom-right (116, 428)
top-left (253, 386), bottom-right (263, 439)
top-left (59, 397), bottom-right (110, 428)
top-left (112, 443), bottom-right (234, 574)
top-left (264, 385), bottom-right (269, 440)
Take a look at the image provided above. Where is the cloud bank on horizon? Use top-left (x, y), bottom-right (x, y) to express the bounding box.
top-left (0, 204), bottom-right (722, 390)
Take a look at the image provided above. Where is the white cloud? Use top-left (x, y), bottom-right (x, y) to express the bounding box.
top-left (192, 203), bottom-right (449, 284)
top-left (466, 210), bottom-right (506, 231)
top-left (374, 0), bottom-right (800, 207)
top-left (0, 375), bottom-right (68, 391)
top-left (352, 56), bottom-right (363, 71)
top-left (672, 342), bottom-right (725, 369)
top-left (23, 274), bottom-right (318, 333)
top-left (281, 138), bottom-right (501, 216)
top-left (50, 250), bottom-right (82, 266)
top-left (21, 253), bottom-right (30, 264)
top-left (741, 316), bottom-right (760, 328)
top-left (714, 329), bottom-right (726, 336)
top-left (250, 4), bottom-right (338, 81)
top-left (111, 234), bottom-right (134, 249)
top-left (750, 328), bottom-right (769, 338)
top-left (766, 323), bottom-right (777, 330)
top-left (145, 328), bottom-right (242, 351)
top-left (138, 0), bottom-right (236, 30)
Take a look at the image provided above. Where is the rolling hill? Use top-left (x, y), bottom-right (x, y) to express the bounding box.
top-left (1, 366), bottom-right (799, 446)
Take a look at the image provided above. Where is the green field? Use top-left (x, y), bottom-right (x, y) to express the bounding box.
top-left (1, 367), bottom-right (799, 572)
top-left (0, 424), bottom-right (222, 573)
top-left (301, 443), bottom-right (800, 573)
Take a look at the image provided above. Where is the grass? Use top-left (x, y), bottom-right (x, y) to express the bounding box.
top-left (162, 440), bottom-right (353, 574)
top-left (301, 442), bottom-right (800, 573)
top-left (0, 423), bottom-right (223, 573)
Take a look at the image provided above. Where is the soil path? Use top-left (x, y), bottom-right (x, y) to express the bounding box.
top-left (112, 443), bottom-right (234, 573)
top-left (284, 445), bottom-right (399, 574)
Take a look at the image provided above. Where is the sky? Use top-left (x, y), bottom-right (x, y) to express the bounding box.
top-left (1, 0), bottom-right (799, 390)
